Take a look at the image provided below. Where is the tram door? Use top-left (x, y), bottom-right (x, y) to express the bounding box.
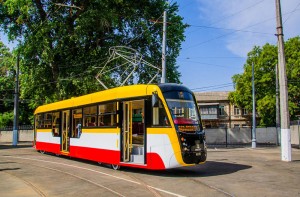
top-left (61, 110), bottom-right (70, 153)
top-left (123, 102), bottom-right (132, 162)
top-left (122, 100), bottom-right (145, 164)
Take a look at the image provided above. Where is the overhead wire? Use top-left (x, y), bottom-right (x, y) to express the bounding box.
top-left (283, 2), bottom-right (300, 24)
top-left (190, 83), bottom-right (234, 92)
top-left (182, 5), bottom-right (300, 51)
top-left (208, 0), bottom-right (266, 26)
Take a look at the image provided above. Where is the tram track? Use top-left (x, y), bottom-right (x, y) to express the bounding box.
top-left (0, 168), bottom-right (46, 197)
top-left (24, 162), bottom-right (126, 197)
top-left (187, 178), bottom-right (235, 197)
top-left (1, 153), bottom-right (234, 197)
top-left (1, 154), bottom-right (185, 197)
top-left (170, 169), bottom-right (235, 197)
top-left (1, 157), bottom-right (125, 197)
top-left (117, 170), bottom-right (163, 197)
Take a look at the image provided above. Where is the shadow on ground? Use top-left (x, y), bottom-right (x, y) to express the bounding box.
top-left (0, 142), bottom-right (32, 150)
top-left (119, 161), bottom-right (252, 178)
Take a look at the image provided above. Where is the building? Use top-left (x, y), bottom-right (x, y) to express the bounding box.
top-left (194, 91), bottom-right (251, 128)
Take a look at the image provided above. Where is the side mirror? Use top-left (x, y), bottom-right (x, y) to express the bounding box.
top-left (152, 92), bottom-right (159, 107)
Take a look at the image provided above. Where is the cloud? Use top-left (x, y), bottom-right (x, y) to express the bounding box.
top-left (196, 0), bottom-right (300, 57)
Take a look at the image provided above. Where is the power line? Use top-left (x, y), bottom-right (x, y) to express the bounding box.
top-left (183, 15), bottom-right (276, 51)
top-left (209, 0), bottom-right (266, 26)
top-left (58, 58), bottom-right (108, 69)
top-left (191, 83), bottom-right (234, 92)
top-left (177, 60), bottom-right (231, 68)
top-left (283, 2), bottom-right (300, 24)
top-left (186, 24), bottom-right (273, 35)
top-left (177, 56), bottom-right (245, 59)
top-left (182, 8), bottom-right (300, 51)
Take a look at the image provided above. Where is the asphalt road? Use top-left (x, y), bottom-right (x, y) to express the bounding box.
top-left (0, 143), bottom-right (300, 197)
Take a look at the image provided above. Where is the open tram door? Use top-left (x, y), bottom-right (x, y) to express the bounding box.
top-left (61, 110), bottom-right (70, 154)
top-left (121, 100), bottom-right (146, 164)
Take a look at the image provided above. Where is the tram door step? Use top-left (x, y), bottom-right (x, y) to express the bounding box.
top-left (130, 155), bottom-right (144, 163)
top-left (131, 145), bottom-right (144, 164)
top-left (132, 145), bottom-right (144, 155)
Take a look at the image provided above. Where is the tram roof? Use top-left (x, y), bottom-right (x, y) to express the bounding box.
top-left (34, 83), bottom-right (191, 114)
top-left (34, 84), bottom-right (158, 114)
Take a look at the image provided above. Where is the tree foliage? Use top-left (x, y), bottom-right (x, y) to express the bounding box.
top-left (0, 0), bottom-right (186, 125)
top-left (229, 37), bottom-right (300, 126)
top-left (0, 41), bottom-right (14, 127)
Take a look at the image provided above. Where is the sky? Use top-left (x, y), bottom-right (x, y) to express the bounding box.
top-left (1, 0), bottom-right (300, 92)
top-left (175, 0), bottom-right (300, 92)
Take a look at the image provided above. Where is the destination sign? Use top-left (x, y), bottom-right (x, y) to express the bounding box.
top-left (178, 125), bottom-right (200, 133)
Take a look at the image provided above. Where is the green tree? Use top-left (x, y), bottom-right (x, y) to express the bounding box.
top-left (0, 41), bottom-right (14, 127)
top-left (229, 36), bottom-right (300, 126)
top-left (0, 0), bottom-right (186, 124)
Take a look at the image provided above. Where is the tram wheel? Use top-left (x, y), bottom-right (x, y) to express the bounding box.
top-left (40, 150), bottom-right (45, 154)
top-left (98, 162), bottom-right (102, 165)
top-left (111, 164), bottom-right (120, 170)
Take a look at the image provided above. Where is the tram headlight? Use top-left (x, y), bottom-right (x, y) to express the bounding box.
top-left (193, 140), bottom-right (201, 152)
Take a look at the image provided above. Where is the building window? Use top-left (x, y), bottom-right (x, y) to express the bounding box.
top-left (219, 106), bottom-right (225, 116)
top-left (200, 106), bottom-right (217, 115)
top-left (242, 108), bottom-right (248, 115)
top-left (209, 107), bottom-right (217, 114)
top-left (234, 106), bottom-right (240, 115)
top-left (200, 107), bottom-right (209, 115)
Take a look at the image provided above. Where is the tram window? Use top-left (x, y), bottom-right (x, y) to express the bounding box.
top-left (83, 105), bottom-right (97, 127)
top-left (36, 113), bottom-right (52, 129)
top-left (152, 99), bottom-right (169, 126)
top-left (44, 113), bottom-right (52, 129)
top-left (72, 108), bottom-right (82, 138)
top-left (98, 102), bottom-right (117, 127)
top-left (36, 114), bottom-right (43, 129)
top-left (52, 112), bottom-right (60, 137)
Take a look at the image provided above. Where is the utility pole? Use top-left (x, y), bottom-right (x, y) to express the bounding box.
top-left (161, 10), bottom-right (167, 84)
top-left (252, 62), bottom-right (256, 148)
top-left (276, 64), bottom-right (280, 146)
top-left (275, 0), bottom-right (291, 161)
top-left (12, 54), bottom-right (20, 146)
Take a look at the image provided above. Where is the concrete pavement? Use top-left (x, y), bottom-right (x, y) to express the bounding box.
top-left (0, 142), bottom-right (300, 197)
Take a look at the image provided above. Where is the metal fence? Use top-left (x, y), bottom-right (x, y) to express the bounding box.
top-left (0, 125), bottom-right (33, 131)
top-left (291, 120), bottom-right (300, 126)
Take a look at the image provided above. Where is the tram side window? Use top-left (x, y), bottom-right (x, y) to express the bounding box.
top-left (98, 102), bottom-right (117, 127)
top-left (52, 112), bottom-right (60, 137)
top-left (36, 113), bottom-right (52, 129)
top-left (152, 99), bottom-right (169, 126)
top-left (44, 113), bottom-right (52, 129)
top-left (83, 105), bottom-right (97, 127)
top-left (72, 108), bottom-right (82, 138)
top-left (35, 114), bottom-right (43, 129)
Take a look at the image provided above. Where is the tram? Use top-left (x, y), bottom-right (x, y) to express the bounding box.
top-left (34, 83), bottom-right (207, 170)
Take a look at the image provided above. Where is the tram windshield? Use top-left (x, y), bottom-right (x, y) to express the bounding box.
top-left (163, 91), bottom-right (202, 133)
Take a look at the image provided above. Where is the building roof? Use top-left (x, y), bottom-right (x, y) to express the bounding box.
top-left (194, 91), bottom-right (230, 102)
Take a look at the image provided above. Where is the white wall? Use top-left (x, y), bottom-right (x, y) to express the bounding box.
top-left (1, 127), bottom-right (299, 147)
top-left (206, 127), bottom-right (299, 146)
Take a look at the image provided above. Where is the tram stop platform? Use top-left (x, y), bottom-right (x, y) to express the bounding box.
top-left (0, 142), bottom-right (300, 197)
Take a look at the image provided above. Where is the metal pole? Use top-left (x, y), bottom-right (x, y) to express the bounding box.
top-left (252, 62), bottom-right (256, 148)
top-left (275, 0), bottom-right (291, 161)
top-left (12, 54), bottom-right (20, 146)
top-left (161, 10), bottom-right (167, 84)
top-left (297, 120), bottom-right (300, 149)
top-left (276, 64), bottom-right (280, 146)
